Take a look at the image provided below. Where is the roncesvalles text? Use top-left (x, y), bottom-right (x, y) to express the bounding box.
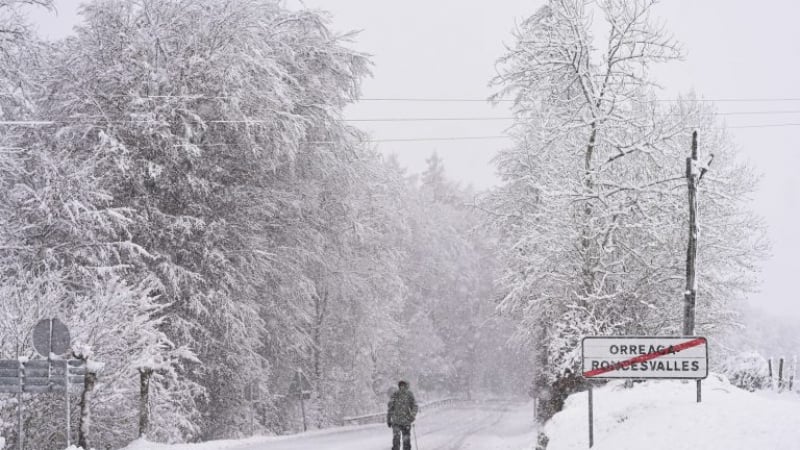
top-left (588, 359), bottom-right (701, 372)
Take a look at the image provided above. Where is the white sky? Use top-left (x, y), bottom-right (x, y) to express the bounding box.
top-left (28, 1), bottom-right (800, 320)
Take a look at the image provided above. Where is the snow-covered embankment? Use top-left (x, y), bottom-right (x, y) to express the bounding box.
top-left (543, 374), bottom-right (800, 450)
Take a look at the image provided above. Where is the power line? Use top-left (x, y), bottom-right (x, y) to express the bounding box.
top-left (361, 135), bottom-right (509, 143)
top-left (726, 123), bottom-right (800, 129)
top-left (5, 109), bottom-right (800, 126)
top-left (4, 122), bottom-right (800, 135)
top-left (360, 97), bottom-right (504, 102)
top-left (169, 124), bottom-right (800, 147)
top-left (345, 110), bottom-right (800, 122)
top-left (345, 117), bottom-right (512, 122)
top-left (172, 136), bottom-right (511, 146)
top-left (3, 122), bottom-right (798, 149)
top-left (715, 110), bottom-right (800, 116)
top-left (0, 93), bottom-right (500, 102)
top-left (6, 93), bottom-right (800, 103)
top-left (358, 97), bottom-right (800, 103)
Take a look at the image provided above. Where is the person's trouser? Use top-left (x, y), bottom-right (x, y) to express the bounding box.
top-left (392, 424), bottom-right (412, 450)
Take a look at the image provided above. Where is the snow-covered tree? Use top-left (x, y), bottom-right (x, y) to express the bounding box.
top-left (488, 0), bottom-right (766, 419)
top-left (0, 1), bottom-right (528, 445)
top-left (0, 121), bottom-right (186, 448)
top-left (0, 2), bottom-right (183, 447)
top-left (395, 154), bottom-right (524, 398)
top-left (31, 0), bottom-right (374, 439)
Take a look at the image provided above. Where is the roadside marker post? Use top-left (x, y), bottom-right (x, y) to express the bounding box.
top-left (581, 336), bottom-right (709, 448)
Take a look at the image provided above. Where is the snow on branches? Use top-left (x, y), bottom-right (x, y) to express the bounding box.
top-left (487, 0), bottom-right (766, 392)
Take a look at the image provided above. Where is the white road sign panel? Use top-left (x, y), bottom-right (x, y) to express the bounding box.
top-left (582, 336), bottom-right (708, 379)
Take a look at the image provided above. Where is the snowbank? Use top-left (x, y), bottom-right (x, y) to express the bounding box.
top-left (123, 438), bottom-right (244, 450)
top-left (121, 424), bottom-right (390, 450)
top-left (544, 374), bottom-right (800, 450)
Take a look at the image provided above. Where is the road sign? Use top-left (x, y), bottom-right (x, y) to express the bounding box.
top-left (0, 361), bottom-right (21, 393)
top-left (582, 336), bottom-right (708, 379)
top-left (32, 318), bottom-right (71, 357)
top-left (0, 359), bottom-right (86, 394)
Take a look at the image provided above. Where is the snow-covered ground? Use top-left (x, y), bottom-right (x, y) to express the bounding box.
top-left (545, 374), bottom-right (800, 450)
top-left (120, 376), bottom-right (800, 450)
top-left (123, 401), bottom-right (536, 450)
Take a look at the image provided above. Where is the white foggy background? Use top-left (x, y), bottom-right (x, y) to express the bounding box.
top-left (29, 0), bottom-right (800, 319)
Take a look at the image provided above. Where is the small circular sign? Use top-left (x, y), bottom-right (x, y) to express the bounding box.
top-left (32, 318), bottom-right (71, 357)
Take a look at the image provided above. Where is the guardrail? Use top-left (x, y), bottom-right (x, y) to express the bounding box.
top-left (341, 397), bottom-right (468, 426)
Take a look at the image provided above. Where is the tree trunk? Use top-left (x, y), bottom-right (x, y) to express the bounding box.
top-left (534, 325), bottom-right (552, 422)
top-left (77, 368), bottom-right (97, 449)
top-left (139, 368), bottom-right (153, 437)
top-left (580, 122), bottom-right (599, 302)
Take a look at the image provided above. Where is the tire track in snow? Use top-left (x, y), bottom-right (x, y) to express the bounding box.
top-left (417, 402), bottom-right (525, 450)
top-left (430, 404), bottom-right (507, 450)
top-left (222, 401), bottom-right (533, 450)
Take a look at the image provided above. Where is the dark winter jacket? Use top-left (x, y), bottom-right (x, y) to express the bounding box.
top-left (387, 386), bottom-right (418, 426)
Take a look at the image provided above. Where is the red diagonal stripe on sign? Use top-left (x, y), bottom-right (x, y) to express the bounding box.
top-left (582, 337), bottom-right (706, 378)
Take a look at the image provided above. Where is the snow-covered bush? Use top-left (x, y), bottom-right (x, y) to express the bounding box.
top-left (721, 352), bottom-right (769, 392)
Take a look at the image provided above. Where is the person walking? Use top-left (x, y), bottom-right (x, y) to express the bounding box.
top-left (387, 380), bottom-right (418, 450)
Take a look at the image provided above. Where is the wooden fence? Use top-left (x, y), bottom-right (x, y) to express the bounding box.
top-left (768, 356), bottom-right (796, 392)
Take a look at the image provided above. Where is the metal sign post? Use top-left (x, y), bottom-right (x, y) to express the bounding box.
top-left (697, 375), bottom-right (703, 403)
top-left (33, 318), bottom-right (73, 446)
top-left (66, 373), bottom-right (71, 447)
top-left (17, 358), bottom-right (23, 450)
top-left (587, 385), bottom-right (593, 448)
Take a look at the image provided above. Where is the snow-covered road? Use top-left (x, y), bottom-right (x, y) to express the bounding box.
top-left (126, 401), bottom-right (537, 450)
top-left (232, 401), bottom-right (535, 450)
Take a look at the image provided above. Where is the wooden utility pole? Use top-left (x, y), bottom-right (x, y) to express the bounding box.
top-left (683, 131), bottom-right (699, 336)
